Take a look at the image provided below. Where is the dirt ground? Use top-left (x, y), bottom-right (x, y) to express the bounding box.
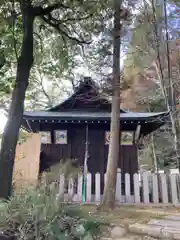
top-left (79, 204), bottom-right (180, 225)
top-left (80, 205), bottom-right (180, 239)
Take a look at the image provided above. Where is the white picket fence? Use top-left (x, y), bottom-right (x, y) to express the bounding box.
top-left (57, 170), bottom-right (180, 205)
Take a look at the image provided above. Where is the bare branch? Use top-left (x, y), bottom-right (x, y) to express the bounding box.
top-left (41, 15), bottom-right (92, 45)
top-left (12, 6), bottom-right (18, 60)
top-left (38, 72), bottom-right (53, 106)
top-left (33, 32), bottom-right (43, 53)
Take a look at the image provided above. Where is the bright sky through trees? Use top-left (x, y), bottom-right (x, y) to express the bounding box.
top-left (0, 113), bottom-right (6, 133)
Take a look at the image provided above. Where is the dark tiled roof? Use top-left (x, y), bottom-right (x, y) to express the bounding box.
top-left (23, 110), bottom-right (168, 121)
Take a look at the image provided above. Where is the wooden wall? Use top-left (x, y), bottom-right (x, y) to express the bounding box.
top-left (40, 123), bottom-right (138, 193)
top-left (12, 124), bottom-right (138, 194)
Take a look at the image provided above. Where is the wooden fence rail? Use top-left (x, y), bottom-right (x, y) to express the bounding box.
top-left (57, 171), bottom-right (180, 205)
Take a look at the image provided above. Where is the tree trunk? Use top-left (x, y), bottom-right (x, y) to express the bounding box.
top-left (0, 5), bottom-right (34, 198)
top-left (102, 0), bottom-right (122, 209)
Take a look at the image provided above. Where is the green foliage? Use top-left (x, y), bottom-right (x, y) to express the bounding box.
top-left (0, 4), bottom-right (22, 110)
top-left (123, 8), bottom-right (158, 80)
top-left (42, 159), bottom-right (82, 184)
top-left (123, 1), bottom-right (180, 170)
top-left (0, 186), bottom-right (101, 239)
top-left (0, 0), bottom-right (111, 111)
top-left (139, 93), bottom-right (178, 170)
top-left (82, 2), bottom-right (134, 82)
top-left (17, 130), bottom-right (30, 145)
top-left (139, 129), bottom-right (176, 171)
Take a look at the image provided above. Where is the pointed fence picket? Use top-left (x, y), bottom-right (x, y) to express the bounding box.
top-left (169, 174), bottom-right (178, 205)
top-left (57, 170), bottom-right (180, 205)
top-left (160, 173), bottom-right (168, 204)
top-left (142, 171), bottom-right (149, 204)
top-left (58, 174), bottom-right (65, 200)
top-left (68, 178), bottom-right (74, 200)
top-left (77, 174), bottom-right (83, 201)
top-left (125, 173), bottom-right (131, 203)
top-left (87, 173), bottom-right (92, 202)
top-left (116, 170), bottom-right (121, 201)
top-left (95, 173), bottom-right (101, 202)
top-left (133, 173), bottom-right (140, 203)
top-left (152, 174), bottom-right (159, 204)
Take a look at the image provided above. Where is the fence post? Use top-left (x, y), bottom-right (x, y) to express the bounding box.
top-left (87, 173), bottom-right (92, 202)
top-left (95, 173), bottom-right (101, 202)
top-left (142, 171), bottom-right (149, 204)
top-left (77, 174), bottom-right (83, 202)
top-left (68, 177), bottom-right (74, 201)
top-left (133, 173), bottom-right (140, 203)
top-left (125, 173), bottom-right (131, 203)
top-left (59, 174), bottom-right (65, 201)
top-left (152, 174), bottom-right (159, 204)
top-left (116, 169), bottom-right (121, 202)
top-left (160, 173), bottom-right (168, 204)
top-left (169, 174), bottom-right (178, 205)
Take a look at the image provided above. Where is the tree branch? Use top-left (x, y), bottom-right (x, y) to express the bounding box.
top-left (12, 16), bottom-right (18, 60)
top-left (41, 15), bottom-right (92, 45)
top-left (38, 71), bottom-right (53, 106)
top-left (33, 32), bottom-right (43, 53)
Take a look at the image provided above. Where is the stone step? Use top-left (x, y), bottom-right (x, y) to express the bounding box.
top-left (129, 223), bottom-right (180, 240)
top-left (148, 219), bottom-right (180, 228)
top-left (166, 215), bottom-right (180, 221)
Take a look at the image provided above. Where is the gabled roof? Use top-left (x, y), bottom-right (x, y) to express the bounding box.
top-left (48, 77), bottom-right (126, 113)
top-left (21, 77), bottom-right (169, 134)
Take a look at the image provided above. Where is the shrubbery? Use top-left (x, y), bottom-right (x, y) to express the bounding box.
top-left (0, 185), bottom-right (101, 240)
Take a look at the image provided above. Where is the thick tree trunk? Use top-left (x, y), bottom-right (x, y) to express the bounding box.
top-left (102, 0), bottom-right (121, 209)
top-left (0, 6), bottom-right (34, 198)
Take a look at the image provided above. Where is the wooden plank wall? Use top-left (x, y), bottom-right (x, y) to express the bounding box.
top-left (41, 125), bottom-right (138, 193)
